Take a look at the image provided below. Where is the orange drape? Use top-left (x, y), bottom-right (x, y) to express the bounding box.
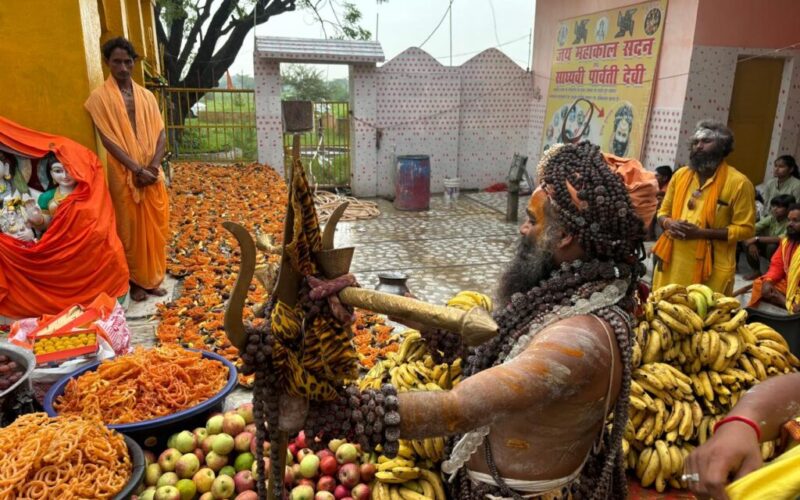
top-left (602, 153), bottom-right (659, 230)
top-left (84, 76), bottom-right (169, 289)
top-left (0, 116), bottom-right (129, 319)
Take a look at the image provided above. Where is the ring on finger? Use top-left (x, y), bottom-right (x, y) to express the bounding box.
top-left (680, 472), bottom-right (700, 482)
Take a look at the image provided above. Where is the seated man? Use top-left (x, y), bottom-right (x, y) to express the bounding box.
top-left (295, 141), bottom-right (647, 498)
top-left (742, 194), bottom-right (795, 280)
top-left (0, 116), bottom-right (129, 319)
top-left (747, 203), bottom-right (800, 314)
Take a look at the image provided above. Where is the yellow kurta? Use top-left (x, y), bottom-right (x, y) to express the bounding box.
top-left (85, 76), bottom-right (169, 289)
top-left (652, 164), bottom-right (755, 294)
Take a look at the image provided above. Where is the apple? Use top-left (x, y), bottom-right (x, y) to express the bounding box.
top-left (174, 430), bottom-right (197, 454)
top-left (219, 465), bottom-right (237, 477)
top-left (316, 475), bottom-right (336, 492)
top-left (327, 439), bottom-right (345, 453)
top-left (199, 493), bottom-right (215, 500)
top-left (207, 415), bottom-right (224, 435)
top-left (288, 442), bottom-right (299, 459)
top-left (195, 427), bottom-right (210, 442)
top-left (315, 493), bottom-right (335, 500)
top-left (290, 485), bottom-right (315, 500)
top-left (350, 484), bottom-right (370, 500)
top-left (297, 448), bottom-right (315, 463)
top-left (212, 433), bottom-right (235, 455)
top-left (234, 432), bottom-right (253, 453)
top-left (316, 449), bottom-right (334, 461)
top-left (294, 430), bottom-right (308, 449)
top-left (205, 451), bottom-right (229, 472)
top-left (299, 454), bottom-right (320, 478)
top-left (337, 463), bottom-right (360, 488)
top-left (175, 453), bottom-right (201, 479)
top-left (292, 463), bottom-right (302, 480)
top-left (235, 492), bottom-right (258, 500)
top-left (145, 463), bottom-right (162, 486)
top-left (202, 436), bottom-right (216, 455)
top-left (223, 413), bottom-right (246, 437)
top-left (298, 478), bottom-right (315, 488)
top-left (234, 452), bottom-right (255, 472)
top-left (284, 465), bottom-right (295, 485)
top-left (159, 448), bottom-right (183, 472)
top-left (251, 460), bottom-right (259, 479)
top-left (236, 403), bottom-right (254, 424)
top-left (157, 472), bottom-right (179, 488)
top-left (167, 433), bottom-right (179, 450)
top-left (211, 474), bottom-right (235, 499)
top-left (176, 479), bottom-right (197, 500)
top-left (139, 486), bottom-right (157, 500)
top-left (193, 467), bottom-right (216, 494)
top-left (244, 423), bottom-right (257, 435)
top-left (335, 444), bottom-right (357, 464)
top-left (144, 450), bottom-right (157, 466)
top-left (287, 448), bottom-right (294, 465)
top-left (359, 463), bottom-right (375, 483)
top-left (319, 456), bottom-right (338, 476)
top-left (194, 448), bottom-right (206, 464)
top-left (333, 485), bottom-right (350, 500)
top-left (234, 469), bottom-right (255, 493)
top-left (154, 485), bottom-right (181, 500)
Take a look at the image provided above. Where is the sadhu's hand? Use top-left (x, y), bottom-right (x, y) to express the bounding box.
top-left (668, 220), bottom-right (703, 240)
top-left (134, 167), bottom-right (158, 187)
top-left (684, 421), bottom-right (762, 500)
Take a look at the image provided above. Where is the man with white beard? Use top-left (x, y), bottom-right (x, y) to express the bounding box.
top-left (652, 120), bottom-right (755, 294)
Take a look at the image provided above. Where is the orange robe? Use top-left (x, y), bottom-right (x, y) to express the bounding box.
top-left (84, 76), bottom-right (169, 289)
top-left (0, 116), bottom-right (129, 318)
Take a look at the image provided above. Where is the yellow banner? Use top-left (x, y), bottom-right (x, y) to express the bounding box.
top-left (541, 0), bottom-right (668, 160)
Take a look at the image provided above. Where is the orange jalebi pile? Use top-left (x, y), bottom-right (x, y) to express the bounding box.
top-left (352, 310), bottom-right (401, 369)
top-left (157, 163), bottom-right (287, 386)
top-left (0, 413), bottom-right (131, 499)
top-left (53, 346), bottom-right (228, 424)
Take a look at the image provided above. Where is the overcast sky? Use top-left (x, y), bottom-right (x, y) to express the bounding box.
top-left (226, 0), bottom-right (535, 79)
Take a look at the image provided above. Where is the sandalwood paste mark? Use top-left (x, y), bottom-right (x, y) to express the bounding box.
top-left (505, 438), bottom-right (530, 450)
top-left (534, 341), bottom-right (585, 358)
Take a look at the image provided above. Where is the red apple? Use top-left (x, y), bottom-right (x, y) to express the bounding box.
top-left (319, 455), bottom-right (338, 476)
top-left (244, 423), bottom-right (257, 435)
top-left (175, 453), bottom-right (201, 479)
top-left (223, 413), bottom-right (247, 437)
top-left (288, 442), bottom-right (299, 458)
top-left (315, 492), bottom-right (335, 500)
top-left (316, 475), bottom-right (336, 492)
top-left (234, 470), bottom-right (255, 493)
top-left (201, 436), bottom-right (216, 455)
top-left (194, 427), bottom-right (209, 443)
top-left (235, 492), bottom-right (258, 500)
top-left (294, 430), bottom-right (308, 449)
top-left (194, 448), bottom-right (205, 464)
top-left (350, 484), bottom-right (370, 500)
top-left (337, 463), bottom-right (360, 488)
top-left (358, 463), bottom-right (375, 483)
top-left (234, 432), bottom-right (253, 453)
top-left (333, 485), bottom-right (350, 500)
top-left (236, 403), bottom-right (254, 424)
top-left (193, 468), bottom-right (216, 494)
top-left (316, 449), bottom-right (334, 461)
top-left (158, 449), bottom-right (183, 473)
top-left (335, 444), bottom-right (357, 464)
top-left (143, 450), bottom-right (157, 466)
top-left (284, 465), bottom-right (295, 485)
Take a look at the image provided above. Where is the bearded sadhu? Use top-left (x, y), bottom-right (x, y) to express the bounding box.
top-left (652, 120), bottom-right (756, 295)
top-left (284, 141), bottom-right (648, 499)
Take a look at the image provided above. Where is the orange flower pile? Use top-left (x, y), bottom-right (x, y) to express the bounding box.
top-left (156, 162), bottom-right (287, 386)
top-left (53, 346), bottom-right (228, 424)
top-left (352, 310), bottom-right (400, 369)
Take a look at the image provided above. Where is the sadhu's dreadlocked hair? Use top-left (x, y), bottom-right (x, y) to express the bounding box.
top-left (443, 141), bottom-right (645, 499)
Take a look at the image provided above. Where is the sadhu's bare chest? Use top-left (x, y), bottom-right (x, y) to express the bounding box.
top-left (123, 94), bottom-right (136, 134)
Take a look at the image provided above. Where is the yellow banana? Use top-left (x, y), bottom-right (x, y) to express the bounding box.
top-left (654, 440), bottom-right (671, 478)
top-left (758, 339), bottom-right (790, 356)
top-left (636, 447), bottom-right (653, 478)
top-left (377, 458), bottom-right (416, 471)
top-left (634, 367), bottom-right (665, 390)
top-left (687, 284), bottom-right (715, 307)
top-left (376, 471), bottom-right (410, 484)
top-left (690, 400), bottom-right (703, 428)
top-left (703, 308), bottom-right (728, 327)
top-left (713, 296), bottom-right (741, 312)
top-left (418, 469), bottom-right (446, 500)
top-left (640, 447), bottom-right (661, 487)
top-left (663, 401), bottom-right (683, 432)
top-left (752, 324), bottom-right (789, 345)
top-left (657, 309), bottom-right (691, 336)
top-left (418, 479), bottom-right (436, 499)
top-left (687, 290), bottom-right (708, 318)
top-left (721, 332), bottom-right (741, 359)
top-left (738, 325), bottom-right (759, 346)
top-left (678, 401), bottom-right (694, 440)
top-left (391, 467), bottom-right (421, 480)
top-left (650, 284), bottom-right (687, 303)
top-left (698, 371), bottom-right (714, 402)
top-left (669, 444), bottom-right (684, 475)
top-left (709, 370), bottom-right (731, 397)
top-left (631, 342), bottom-right (642, 368)
top-left (659, 300), bottom-right (703, 332)
top-left (636, 414), bottom-right (656, 441)
top-left (642, 329), bottom-right (662, 364)
top-left (715, 309), bottom-right (748, 332)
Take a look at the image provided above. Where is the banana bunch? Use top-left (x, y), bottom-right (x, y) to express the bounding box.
top-left (372, 466), bottom-right (447, 500)
top-left (358, 330), bottom-right (462, 464)
top-left (626, 283), bottom-right (799, 492)
top-left (446, 290), bottom-right (493, 312)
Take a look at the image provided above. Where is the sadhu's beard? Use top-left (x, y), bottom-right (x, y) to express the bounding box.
top-left (612, 136), bottom-right (629, 156)
top-left (496, 230), bottom-right (559, 308)
top-left (689, 146), bottom-right (725, 176)
top-left (788, 227), bottom-right (800, 242)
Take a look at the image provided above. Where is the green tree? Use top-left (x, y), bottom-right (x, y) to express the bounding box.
top-left (281, 65), bottom-right (330, 101)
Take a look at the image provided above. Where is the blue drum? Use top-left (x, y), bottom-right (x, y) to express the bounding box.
top-left (394, 155), bottom-right (431, 211)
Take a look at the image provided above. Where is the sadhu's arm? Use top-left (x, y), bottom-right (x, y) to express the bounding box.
top-left (398, 315), bottom-right (618, 439)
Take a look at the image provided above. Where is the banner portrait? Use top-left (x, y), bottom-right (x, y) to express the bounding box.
top-left (541, 0), bottom-right (668, 160)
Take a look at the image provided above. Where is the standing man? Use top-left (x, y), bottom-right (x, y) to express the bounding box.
top-left (85, 37), bottom-right (169, 302)
top-left (652, 120), bottom-right (755, 294)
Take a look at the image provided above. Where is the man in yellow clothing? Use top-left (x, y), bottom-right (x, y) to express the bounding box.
top-left (652, 120), bottom-right (755, 295)
top-left (85, 37), bottom-right (169, 302)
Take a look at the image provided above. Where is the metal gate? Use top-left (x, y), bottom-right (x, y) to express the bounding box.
top-left (283, 101), bottom-right (351, 188)
top-left (153, 87), bottom-right (257, 163)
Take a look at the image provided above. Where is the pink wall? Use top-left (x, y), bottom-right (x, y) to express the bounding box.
top-left (694, 0), bottom-right (800, 48)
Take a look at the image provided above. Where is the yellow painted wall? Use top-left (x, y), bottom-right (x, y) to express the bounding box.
top-left (0, 0), bottom-right (162, 153)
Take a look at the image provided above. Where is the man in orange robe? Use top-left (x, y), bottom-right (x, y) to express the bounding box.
top-left (748, 204), bottom-right (800, 313)
top-left (0, 117), bottom-right (129, 318)
top-left (85, 37), bottom-right (169, 302)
